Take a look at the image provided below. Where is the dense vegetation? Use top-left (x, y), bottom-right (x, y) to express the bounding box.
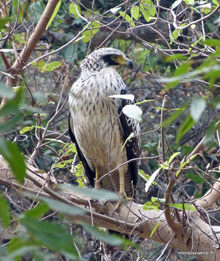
top-left (0, 0), bottom-right (220, 260)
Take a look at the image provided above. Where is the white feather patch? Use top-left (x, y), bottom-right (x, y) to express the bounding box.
top-left (109, 94), bottom-right (135, 102)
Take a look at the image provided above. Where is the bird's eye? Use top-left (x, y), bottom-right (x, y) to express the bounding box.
top-left (111, 55), bottom-right (118, 60)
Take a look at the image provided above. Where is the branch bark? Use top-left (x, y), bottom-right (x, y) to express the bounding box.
top-left (195, 178), bottom-right (220, 209)
top-left (9, 0), bottom-right (60, 82)
top-left (1, 0), bottom-right (60, 120)
top-left (0, 156), bottom-right (220, 261)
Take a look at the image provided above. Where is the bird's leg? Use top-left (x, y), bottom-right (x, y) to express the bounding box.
top-left (115, 165), bottom-right (133, 210)
top-left (95, 168), bottom-right (101, 189)
top-left (119, 165), bottom-right (133, 200)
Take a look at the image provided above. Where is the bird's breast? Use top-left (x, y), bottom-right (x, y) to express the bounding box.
top-left (69, 71), bottom-right (126, 165)
top-left (69, 70), bottom-right (124, 123)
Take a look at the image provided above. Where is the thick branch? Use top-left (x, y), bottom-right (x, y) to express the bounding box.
top-left (89, 20), bottom-right (169, 50)
top-left (195, 178), bottom-right (220, 209)
top-left (9, 0), bottom-right (60, 81)
top-left (0, 156), bottom-right (220, 260)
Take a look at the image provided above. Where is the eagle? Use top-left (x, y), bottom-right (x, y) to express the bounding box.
top-left (68, 47), bottom-right (140, 200)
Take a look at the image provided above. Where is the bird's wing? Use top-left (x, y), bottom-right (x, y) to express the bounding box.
top-left (68, 114), bottom-right (96, 187)
top-left (118, 89), bottom-right (140, 186)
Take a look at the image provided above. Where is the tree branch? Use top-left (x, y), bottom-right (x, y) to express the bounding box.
top-left (9, 0), bottom-right (60, 81)
top-left (195, 178), bottom-right (220, 209)
top-left (1, 156), bottom-right (220, 260)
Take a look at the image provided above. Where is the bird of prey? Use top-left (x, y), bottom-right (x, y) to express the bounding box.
top-left (68, 47), bottom-right (140, 200)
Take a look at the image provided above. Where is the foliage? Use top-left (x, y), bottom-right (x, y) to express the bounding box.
top-left (0, 0), bottom-right (220, 259)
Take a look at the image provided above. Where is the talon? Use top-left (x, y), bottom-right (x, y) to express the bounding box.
top-left (119, 191), bottom-right (132, 201)
top-left (114, 200), bottom-right (121, 211)
top-left (114, 192), bottom-right (133, 212)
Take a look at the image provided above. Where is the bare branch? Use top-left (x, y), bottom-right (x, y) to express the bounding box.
top-left (1, 157), bottom-right (220, 260)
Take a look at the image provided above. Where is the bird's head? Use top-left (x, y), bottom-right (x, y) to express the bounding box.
top-left (80, 48), bottom-right (133, 73)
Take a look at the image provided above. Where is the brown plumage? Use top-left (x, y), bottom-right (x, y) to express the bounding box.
top-left (68, 48), bottom-right (140, 199)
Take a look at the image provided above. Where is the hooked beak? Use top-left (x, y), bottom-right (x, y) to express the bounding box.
top-left (125, 59), bottom-right (133, 69)
top-left (113, 55), bottom-right (133, 69)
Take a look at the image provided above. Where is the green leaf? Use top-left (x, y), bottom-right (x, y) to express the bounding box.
top-left (158, 62), bottom-right (216, 85)
top-left (44, 61), bottom-right (62, 72)
top-left (46, 0), bottom-right (61, 30)
top-left (0, 111), bottom-right (23, 134)
top-left (53, 159), bottom-right (73, 168)
top-left (122, 104), bottom-right (142, 122)
top-left (69, 3), bottom-right (81, 18)
top-left (119, 11), bottom-right (135, 27)
top-left (216, 95), bottom-right (220, 110)
top-left (7, 240), bottom-right (58, 261)
top-left (73, 161), bottom-right (86, 187)
top-left (12, 0), bottom-right (18, 16)
top-left (33, 61), bottom-right (62, 73)
top-left (184, 0), bottom-right (195, 5)
top-left (20, 125), bottom-right (35, 134)
top-left (190, 96), bottom-right (206, 122)
top-left (13, 0), bottom-right (23, 23)
top-left (135, 99), bottom-right (154, 105)
top-left (140, 0), bottom-right (156, 22)
top-left (64, 143), bottom-right (77, 155)
top-left (150, 222), bottom-right (160, 238)
top-left (160, 161), bottom-right (169, 170)
top-left (32, 60), bottom-right (46, 70)
top-left (0, 193), bottom-right (10, 228)
top-left (0, 17), bottom-right (13, 29)
top-left (0, 138), bottom-right (26, 183)
top-left (170, 22), bottom-right (187, 45)
top-left (25, 202), bottom-right (50, 219)
top-left (166, 62), bottom-right (191, 89)
top-left (32, 92), bottom-right (47, 106)
top-left (151, 196), bottom-right (165, 203)
top-left (0, 86), bottom-right (23, 118)
top-left (4, 245), bottom-right (40, 260)
top-left (176, 154), bottom-right (198, 177)
top-left (25, 193), bottom-right (87, 216)
top-left (7, 236), bottom-right (41, 254)
top-left (212, 0), bottom-right (219, 6)
top-left (171, 29), bottom-right (179, 41)
top-left (168, 203), bottom-right (196, 211)
top-left (0, 82), bottom-right (15, 98)
top-left (172, 0), bottom-right (182, 9)
top-left (42, 197), bottom-right (86, 215)
top-left (168, 152), bottom-right (181, 164)
top-left (131, 6), bottom-right (140, 20)
top-left (121, 132), bottom-right (134, 151)
top-left (63, 44), bottom-right (77, 63)
top-left (59, 185), bottom-right (120, 201)
top-left (21, 216), bottom-right (78, 256)
top-left (191, 36), bottom-right (204, 48)
top-left (14, 33), bottom-right (26, 44)
top-left (164, 54), bottom-right (188, 62)
top-left (82, 223), bottom-right (123, 246)
top-left (162, 103), bottom-right (187, 127)
top-left (153, 106), bottom-right (167, 111)
top-left (204, 120), bottom-right (216, 144)
top-left (145, 168), bottom-right (161, 193)
top-left (138, 169), bottom-right (151, 182)
top-left (0, 85), bottom-right (23, 133)
top-left (176, 115), bottom-right (195, 144)
top-left (160, 152), bottom-right (180, 170)
top-left (209, 71), bottom-right (220, 88)
top-left (82, 21), bottom-right (100, 43)
top-left (185, 172), bottom-right (204, 184)
top-left (201, 4), bottom-right (213, 14)
top-left (143, 201), bottom-right (160, 211)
